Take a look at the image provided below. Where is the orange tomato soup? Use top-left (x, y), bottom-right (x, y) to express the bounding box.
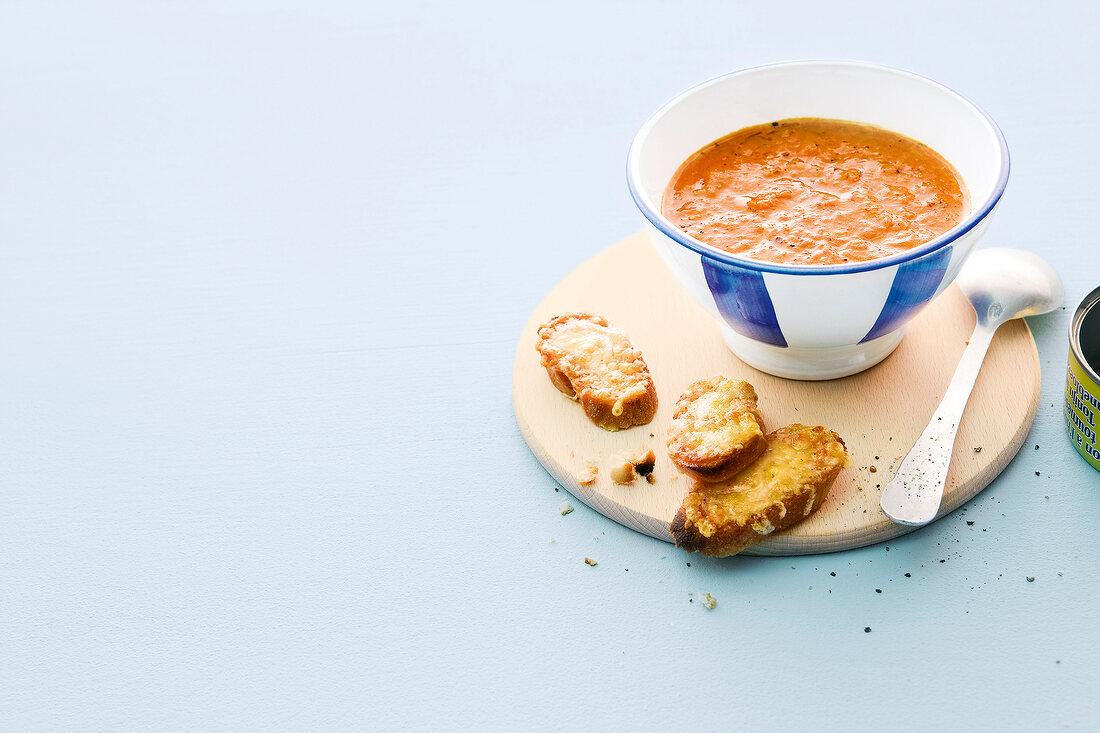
top-left (661, 118), bottom-right (968, 266)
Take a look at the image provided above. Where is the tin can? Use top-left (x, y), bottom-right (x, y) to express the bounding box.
top-left (1066, 285), bottom-right (1100, 471)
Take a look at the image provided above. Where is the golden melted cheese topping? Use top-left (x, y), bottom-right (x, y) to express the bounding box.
top-left (538, 315), bottom-right (651, 402)
top-left (668, 378), bottom-right (763, 467)
top-left (683, 424), bottom-right (848, 538)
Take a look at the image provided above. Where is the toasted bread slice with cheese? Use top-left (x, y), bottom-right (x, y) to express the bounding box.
top-left (670, 424), bottom-right (848, 557)
top-left (667, 377), bottom-right (766, 482)
top-left (536, 313), bottom-right (657, 430)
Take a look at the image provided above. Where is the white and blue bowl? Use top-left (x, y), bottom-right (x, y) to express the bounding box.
top-left (627, 61), bottom-right (1010, 380)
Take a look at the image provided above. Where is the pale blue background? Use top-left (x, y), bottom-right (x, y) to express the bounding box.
top-left (2, 1), bottom-right (1099, 730)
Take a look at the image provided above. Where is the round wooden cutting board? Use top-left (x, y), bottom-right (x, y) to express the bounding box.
top-left (512, 232), bottom-right (1041, 555)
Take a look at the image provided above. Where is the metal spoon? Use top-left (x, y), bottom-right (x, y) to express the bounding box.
top-left (879, 248), bottom-right (1063, 526)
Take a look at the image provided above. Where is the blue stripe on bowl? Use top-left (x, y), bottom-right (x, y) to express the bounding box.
top-left (860, 246), bottom-right (953, 343)
top-left (702, 257), bottom-right (787, 347)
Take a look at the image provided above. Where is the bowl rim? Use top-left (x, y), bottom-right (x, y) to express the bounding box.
top-left (626, 60), bottom-right (1011, 276)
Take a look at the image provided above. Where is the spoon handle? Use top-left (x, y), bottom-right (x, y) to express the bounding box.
top-left (879, 323), bottom-right (997, 526)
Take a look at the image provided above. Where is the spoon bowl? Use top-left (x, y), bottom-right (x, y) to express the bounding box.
top-left (880, 247), bottom-right (1063, 526)
top-left (958, 248), bottom-right (1065, 329)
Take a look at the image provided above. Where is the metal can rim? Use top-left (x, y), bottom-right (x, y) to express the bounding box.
top-left (1070, 284), bottom-right (1100, 386)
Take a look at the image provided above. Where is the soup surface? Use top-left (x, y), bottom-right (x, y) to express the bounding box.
top-left (662, 118), bottom-right (968, 266)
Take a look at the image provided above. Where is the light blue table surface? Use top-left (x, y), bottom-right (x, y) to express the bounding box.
top-left (3, 1), bottom-right (1099, 730)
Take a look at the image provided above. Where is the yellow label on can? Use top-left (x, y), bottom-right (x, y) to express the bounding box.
top-left (1066, 352), bottom-right (1100, 471)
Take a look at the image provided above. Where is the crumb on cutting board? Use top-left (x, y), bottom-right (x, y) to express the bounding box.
top-left (610, 449), bottom-right (657, 485)
top-left (578, 462), bottom-right (598, 486)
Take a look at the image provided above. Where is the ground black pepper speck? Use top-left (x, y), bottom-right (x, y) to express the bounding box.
top-left (864, 627), bottom-right (872, 633)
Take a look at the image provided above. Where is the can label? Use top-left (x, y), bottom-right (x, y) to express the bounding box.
top-left (1065, 353), bottom-right (1100, 470)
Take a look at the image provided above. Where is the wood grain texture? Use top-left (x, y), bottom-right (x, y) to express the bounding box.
top-left (513, 232), bottom-right (1040, 555)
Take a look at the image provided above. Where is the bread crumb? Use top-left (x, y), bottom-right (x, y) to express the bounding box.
top-left (700, 593), bottom-right (717, 610)
top-left (559, 501), bottom-right (574, 516)
top-left (584, 557), bottom-right (597, 566)
top-left (578, 462), bottom-right (598, 486)
top-left (609, 463), bottom-right (634, 484)
top-left (610, 449), bottom-right (657, 485)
